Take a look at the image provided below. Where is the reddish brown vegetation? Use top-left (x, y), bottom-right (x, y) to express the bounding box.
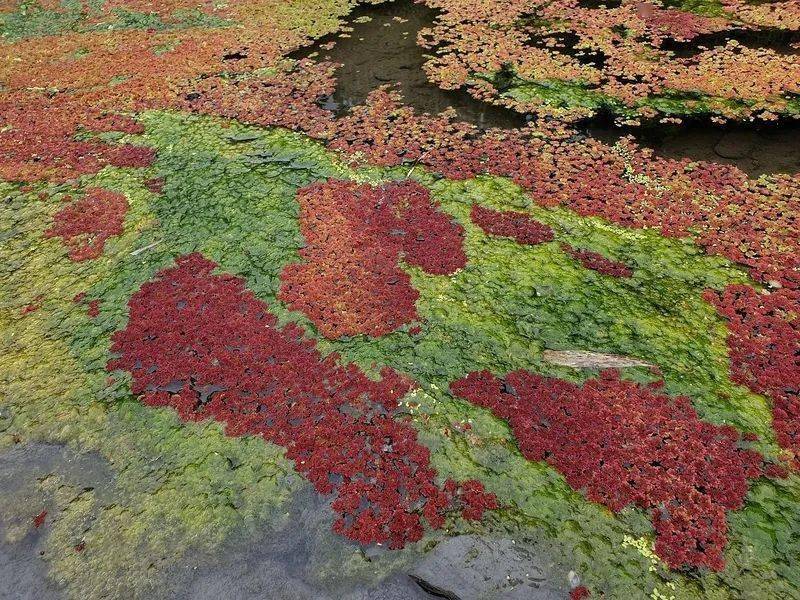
top-left (570, 586), bottom-right (591, 600)
top-left (33, 510), bottom-right (47, 528)
top-left (87, 299), bottom-right (101, 317)
top-left (45, 188), bottom-right (129, 261)
top-left (561, 244), bottom-right (633, 278)
top-left (182, 59), bottom-right (338, 138)
top-left (470, 205), bottom-right (555, 245)
top-left (109, 253), bottom-right (496, 548)
top-left (451, 369), bottom-right (764, 570)
top-left (705, 276), bottom-right (800, 468)
top-left (279, 179), bottom-right (466, 338)
top-left (0, 94), bottom-right (154, 183)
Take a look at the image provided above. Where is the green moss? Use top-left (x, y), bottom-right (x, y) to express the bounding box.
top-left (501, 78), bottom-right (616, 113)
top-left (501, 74), bottom-right (768, 122)
top-left (659, 0), bottom-right (730, 18)
top-left (0, 0), bottom-right (84, 40)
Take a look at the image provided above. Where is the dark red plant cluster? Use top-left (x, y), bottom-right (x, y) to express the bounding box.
top-left (20, 294), bottom-right (43, 315)
top-left (561, 244), bottom-right (633, 278)
top-left (570, 586), bottom-right (591, 600)
top-left (704, 276), bottom-right (800, 468)
top-left (0, 93), bottom-right (154, 182)
top-left (450, 369), bottom-right (764, 571)
top-left (324, 89), bottom-right (578, 189)
top-left (87, 299), bottom-right (101, 318)
top-left (108, 253), bottom-right (496, 548)
top-left (1, 7), bottom-right (340, 183)
top-left (33, 510), bottom-right (47, 529)
top-left (44, 188), bottom-right (129, 261)
top-left (323, 91), bottom-right (787, 276)
top-left (642, 7), bottom-right (723, 42)
top-left (327, 88), bottom-right (483, 178)
top-left (145, 177), bottom-right (165, 194)
top-left (279, 179), bottom-right (466, 338)
top-left (320, 90), bottom-right (795, 287)
top-left (470, 204), bottom-right (555, 245)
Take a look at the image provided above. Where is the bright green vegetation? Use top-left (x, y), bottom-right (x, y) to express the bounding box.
top-left (499, 76), bottom-right (770, 122)
top-left (0, 0), bottom-right (231, 40)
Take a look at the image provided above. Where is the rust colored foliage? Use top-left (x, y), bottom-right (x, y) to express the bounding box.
top-left (322, 89), bottom-right (796, 289)
top-left (20, 294), bottom-right (43, 315)
top-left (705, 275), bottom-right (800, 468)
top-left (450, 369), bottom-right (764, 571)
top-left (180, 77), bottom-right (800, 469)
top-left (561, 244), bottom-right (633, 278)
top-left (419, 0), bottom-right (800, 122)
top-left (0, 94), bottom-right (154, 183)
top-left (145, 177), bottom-right (165, 194)
top-left (45, 188), bottom-right (129, 261)
top-left (327, 88), bottom-right (481, 177)
top-left (570, 586), bottom-right (591, 600)
top-left (0, 0), bottom-right (341, 182)
top-left (279, 179), bottom-right (466, 338)
top-left (87, 299), bottom-right (101, 318)
top-left (470, 204), bottom-right (554, 245)
top-left (108, 253), bottom-right (496, 549)
top-left (179, 76), bottom-right (797, 301)
top-left (33, 510), bottom-right (47, 528)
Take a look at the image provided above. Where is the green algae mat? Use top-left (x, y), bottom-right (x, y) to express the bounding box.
top-left (1, 1), bottom-right (799, 598)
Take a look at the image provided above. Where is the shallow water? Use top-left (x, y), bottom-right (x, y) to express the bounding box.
top-left (295, 0), bottom-right (800, 176)
top-left (291, 0), bottom-right (529, 128)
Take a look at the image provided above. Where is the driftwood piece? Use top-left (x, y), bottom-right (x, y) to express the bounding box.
top-left (542, 350), bottom-right (653, 369)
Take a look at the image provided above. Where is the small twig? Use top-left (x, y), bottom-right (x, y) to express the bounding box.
top-left (130, 239), bottom-right (163, 256)
top-left (406, 150), bottom-right (431, 178)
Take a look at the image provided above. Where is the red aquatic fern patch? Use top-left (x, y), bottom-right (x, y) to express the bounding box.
top-left (561, 244), bottom-right (633, 278)
top-left (279, 179), bottom-right (466, 338)
top-left (570, 586), bottom-right (591, 600)
top-left (419, 0), bottom-right (800, 123)
top-left (470, 204), bottom-right (555, 245)
top-left (0, 93), bottom-right (154, 183)
top-left (108, 253), bottom-right (495, 549)
top-left (705, 274), bottom-right (800, 468)
top-left (33, 510), bottom-right (47, 528)
top-left (323, 91), bottom-right (797, 294)
top-left (44, 188), bottom-right (129, 261)
top-left (450, 369), bottom-right (763, 571)
top-left (144, 177), bottom-right (165, 194)
top-left (87, 299), bottom-right (101, 318)
top-left (327, 88), bottom-right (480, 176)
top-left (20, 294), bottom-right (44, 315)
